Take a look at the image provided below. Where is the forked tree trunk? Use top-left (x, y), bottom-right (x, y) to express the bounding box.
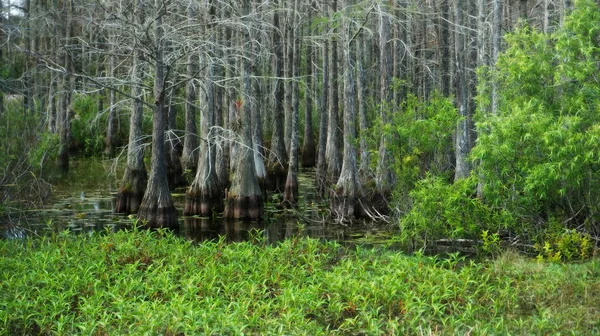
top-left (223, 0), bottom-right (263, 220)
top-left (267, 1), bottom-right (288, 192)
top-left (137, 0), bottom-right (177, 228)
top-left (332, 0), bottom-right (362, 220)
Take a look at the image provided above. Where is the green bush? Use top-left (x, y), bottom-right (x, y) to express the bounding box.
top-left (400, 175), bottom-right (513, 246)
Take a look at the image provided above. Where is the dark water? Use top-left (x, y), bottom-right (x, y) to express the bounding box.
top-left (2, 159), bottom-right (398, 247)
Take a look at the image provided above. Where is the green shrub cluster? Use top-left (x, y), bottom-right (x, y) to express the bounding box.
top-left (0, 229), bottom-right (598, 334)
top-left (395, 0), bottom-right (600, 252)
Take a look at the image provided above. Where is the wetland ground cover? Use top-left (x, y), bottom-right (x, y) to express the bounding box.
top-left (1, 227), bottom-right (599, 335)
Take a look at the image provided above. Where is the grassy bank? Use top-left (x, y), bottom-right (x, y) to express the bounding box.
top-left (1, 228), bottom-right (599, 335)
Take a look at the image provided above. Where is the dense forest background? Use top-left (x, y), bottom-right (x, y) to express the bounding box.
top-left (1, 0), bottom-right (599, 258)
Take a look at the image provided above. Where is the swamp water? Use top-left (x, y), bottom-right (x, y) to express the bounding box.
top-left (2, 159), bottom-right (397, 247)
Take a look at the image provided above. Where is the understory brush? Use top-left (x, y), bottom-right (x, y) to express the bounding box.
top-left (1, 228), bottom-right (598, 335)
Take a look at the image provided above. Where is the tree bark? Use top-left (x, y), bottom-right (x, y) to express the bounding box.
top-left (57, 0), bottom-right (73, 173)
top-left (301, 18), bottom-right (316, 169)
top-left (454, 0), bottom-right (471, 181)
top-left (315, 18), bottom-right (329, 196)
top-left (223, 0), bottom-right (263, 220)
top-left (375, 2), bottom-right (394, 194)
top-left (115, 0), bottom-right (148, 215)
top-left (185, 21), bottom-right (222, 217)
top-left (284, 0), bottom-right (301, 205)
top-left (332, 0), bottom-right (362, 220)
top-left (105, 40), bottom-right (118, 157)
top-left (267, 1), bottom-right (288, 192)
top-left (137, 0), bottom-right (177, 228)
top-left (180, 3), bottom-right (199, 176)
top-left (325, 0), bottom-right (341, 186)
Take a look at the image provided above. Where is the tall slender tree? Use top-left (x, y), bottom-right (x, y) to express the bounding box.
top-left (137, 0), bottom-right (177, 227)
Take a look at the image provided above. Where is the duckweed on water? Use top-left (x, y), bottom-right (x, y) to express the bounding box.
top-left (1, 228), bottom-right (599, 335)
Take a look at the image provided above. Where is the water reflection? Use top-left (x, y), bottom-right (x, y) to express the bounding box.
top-left (1, 160), bottom-right (397, 246)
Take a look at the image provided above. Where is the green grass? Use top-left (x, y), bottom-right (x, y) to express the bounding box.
top-left (1, 228), bottom-right (599, 335)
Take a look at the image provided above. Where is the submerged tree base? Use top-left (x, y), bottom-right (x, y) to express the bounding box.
top-left (223, 194), bottom-right (263, 220)
top-left (330, 189), bottom-right (366, 221)
top-left (115, 168), bottom-right (148, 214)
top-left (137, 203), bottom-right (178, 228)
top-left (266, 165), bottom-right (287, 193)
top-left (184, 189), bottom-right (224, 217)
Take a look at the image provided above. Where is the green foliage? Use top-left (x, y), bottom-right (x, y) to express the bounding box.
top-left (70, 94), bottom-right (106, 156)
top-left (0, 230), bottom-right (599, 334)
top-left (480, 230), bottom-right (502, 257)
top-left (371, 91), bottom-right (457, 201)
top-left (472, 0), bottom-right (600, 239)
top-left (28, 132), bottom-right (60, 170)
top-left (401, 175), bottom-right (514, 245)
top-left (535, 227), bottom-right (595, 262)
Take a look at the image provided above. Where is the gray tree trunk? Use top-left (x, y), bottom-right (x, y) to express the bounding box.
top-left (185, 13), bottom-right (222, 217)
top-left (223, 0), bottom-right (263, 220)
top-left (57, 0), bottom-right (73, 173)
top-left (284, 0), bottom-right (300, 205)
top-left (454, 0), bottom-right (471, 181)
top-left (325, 0), bottom-right (341, 186)
top-left (301, 24), bottom-right (316, 168)
top-left (137, 0), bottom-right (177, 228)
top-left (357, 33), bottom-right (369, 176)
top-left (375, 3), bottom-right (394, 194)
top-left (105, 41), bottom-right (118, 157)
top-left (332, 0), bottom-right (362, 220)
top-left (315, 22), bottom-right (329, 196)
top-left (267, 1), bottom-right (288, 192)
top-left (180, 4), bottom-right (199, 175)
top-left (491, 0), bottom-right (503, 116)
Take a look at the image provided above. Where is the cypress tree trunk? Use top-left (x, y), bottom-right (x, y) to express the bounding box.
top-left (325, 0), bottom-right (341, 186)
top-left (137, 0), bottom-right (177, 228)
top-left (267, 1), bottom-right (288, 192)
top-left (185, 34), bottom-right (222, 216)
top-left (332, 0), bottom-right (362, 219)
top-left (315, 20), bottom-right (329, 196)
top-left (375, 3), bottom-right (394, 195)
top-left (284, 0), bottom-right (300, 205)
top-left (216, 4), bottom-right (232, 189)
top-left (115, 0), bottom-right (147, 215)
top-left (57, 0), bottom-right (73, 173)
top-left (180, 3), bottom-right (199, 175)
top-left (454, 0), bottom-right (471, 181)
top-left (491, 0), bottom-right (503, 116)
top-left (357, 33), bottom-right (369, 176)
top-left (301, 28), bottom-right (316, 168)
top-left (105, 41), bottom-right (118, 157)
top-left (223, 0), bottom-right (263, 220)
top-left (165, 92), bottom-right (184, 189)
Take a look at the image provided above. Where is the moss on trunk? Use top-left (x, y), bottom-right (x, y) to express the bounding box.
top-left (115, 168), bottom-right (147, 214)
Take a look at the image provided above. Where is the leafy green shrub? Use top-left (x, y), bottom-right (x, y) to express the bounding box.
top-left (400, 175), bottom-right (514, 246)
top-left (70, 93), bottom-right (106, 156)
top-left (370, 92), bottom-right (457, 206)
top-left (535, 228), bottom-right (595, 262)
top-left (28, 132), bottom-right (60, 170)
